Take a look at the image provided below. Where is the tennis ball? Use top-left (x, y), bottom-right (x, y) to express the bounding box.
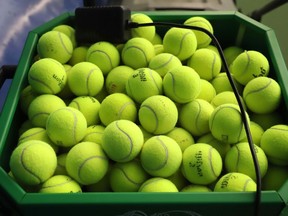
top-left (28, 58), bottom-right (67, 94)
top-left (243, 77), bottom-right (281, 114)
top-left (163, 27), bottom-right (197, 61)
top-left (181, 143), bottom-right (222, 185)
top-left (148, 53), bottom-right (182, 77)
top-left (184, 16), bottom-right (213, 48)
top-left (85, 170), bottom-right (112, 192)
top-left (140, 135), bottom-right (182, 177)
top-left (68, 46), bottom-right (88, 66)
top-left (214, 172), bottom-right (256, 192)
top-left (167, 168), bottom-right (189, 191)
top-left (54, 153), bottom-right (68, 175)
top-left (230, 50), bottom-right (270, 85)
top-left (126, 68), bottom-right (163, 103)
top-left (223, 46), bottom-right (244, 67)
top-left (250, 111), bottom-right (284, 131)
top-left (209, 103), bottom-right (250, 144)
top-left (138, 95), bottom-right (178, 134)
top-left (56, 64), bottom-right (75, 99)
top-left (27, 94), bottom-right (66, 128)
top-left (240, 121), bottom-right (264, 146)
top-left (262, 164), bottom-right (288, 190)
top-left (86, 41), bottom-right (120, 75)
top-left (260, 124), bottom-right (288, 165)
top-left (102, 120), bottom-right (144, 162)
top-left (210, 91), bottom-right (245, 109)
top-left (130, 13), bottom-right (156, 41)
top-left (187, 48), bottom-right (221, 81)
top-left (20, 85), bottom-right (39, 115)
top-left (139, 177), bottom-right (178, 192)
top-left (109, 159), bottom-right (150, 192)
top-left (99, 93), bottom-right (137, 126)
top-left (154, 44), bottom-right (164, 55)
top-left (82, 125), bottom-right (105, 145)
top-left (66, 142), bottom-right (109, 185)
top-left (163, 66), bottom-right (202, 103)
top-left (224, 142), bottom-right (268, 181)
top-left (68, 62), bottom-right (104, 96)
top-left (52, 24), bottom-right (77, 48)
top-left (181, 184), bottom-right (212, 192)
top-left (196, 79), bottom-right (216, 102)
top-left (105, 65), bottom-right (134, 94)
top-left (151, 33), bottom-right (163, 45)
top-left (9, 140), bottom-right (57, 185)
top-left (166, 127), bottom-right (195, 152)
top-left (210, 72), bottom-right (243, 94)
top-left (179, 99), bottom-right (214, 137)
top-left (39, 175), bottom-right (82, 193)
top-left (121, 37), bottom-right (155, 69)
top-left (46, 107), bottom-right (87, 147)
top-left (68, 96), bottom-right (101, 126)
top-left (37, 31), bottom-right (73, 63)
top-left (206, 45), bottom-right (220, 57)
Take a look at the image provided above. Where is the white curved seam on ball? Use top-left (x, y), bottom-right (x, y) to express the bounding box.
top-left (115, 121), bottom-right (133, 161)
top-left (243, 178), bottom-right (253, 191)
top-left (148, 68), bottom-right (161, 93)
top-left (123, 46), bottom-right (148, 66)
top-left (243, 78), bottom-right (272, 100)
top-left (41, 178), bottom-right (73, 189)
top-left (140, 105), bottom-right (158, 133)
top-left (148, 136), bottom-right (169, 171)
top-left (67, 108), bottom-right (78, 145)
top-left (211, 52), bottom-right (217, 79)
top-left (242, 51), bottom-right (251, 76)
top-left (115, 166), bottom-right (141, 186)
top-left (18, 128), bottom-right (45, 142)
top-left (86, 68), bottom-right (96, 95)
top-left (29, 74), bottom-right (55, 94)
top-left (208, 146), bottom-right (217, 178)
top-left (88, 49), bottom-right (113, 70)
top-left (176, 31), bottom-right (194, 57)
top-left (194, 100), bottom-right (202, 135)
top-left (152, 54), bottom-right (174, 70)
top-left (118, 101), bottom-right (134, 119)
top-left (57, 31), bottom-right (72, 55)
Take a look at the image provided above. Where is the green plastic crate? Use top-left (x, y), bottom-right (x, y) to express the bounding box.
top-left (1, 10), bottom-right (288, 216)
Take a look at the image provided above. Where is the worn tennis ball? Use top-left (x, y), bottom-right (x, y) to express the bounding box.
top-left (262, 164), bottom-right (288, 190)
top-left (243, 77), bottom-right (281, 114)
top-left (210, 72), bottom-right (243, 94)
top-left (46, 107), bottom-right (87, 147)
top-left (82, 125), bottom-right (105, 145)
top-left (37, 31), bottom-right (73, 63)
top-left (68, 46), bottom-right (88, 66)
top-left (126, 68), bottom-right (163, 104)
top-left (224, 142), bottom-right (268, 181)
top-left (209, 103), bottom-right (250, 144)
top-left (105, 65), bottom-right (134, 94)
top-left (223, 46), bottom-right (244, 67)
top-left (240, 121), bottom-right (264, 146)
top-left (28, 58), bottom-right (67, 94)
top-left (163, 66), bottom-right (202, 104)
top-left (19, 85), bottom-right (39, 115)
top-left (86, 41), bottom-right (120, 75)
top-left (148, 53), bottom-right (182, 77)
top-left (121, 37), bottom-right (155, 69)
top-left (214, 172), bottom-right (256, 192)
top-left (196, 79), bottom-right (216, 102)
top-left (166, 127), bottom-right (195, 152)
top-left (179, 99), bottom-right (214, 137)
top-left (230, 50), bottom-right (270, 85)
top-left (181, 143), bottom-right (222, 185)
top-left (138, 95), bottom-right (178, 134)
top-left (163, 27), bottom-right (197, 61)
top-left (99, 93), bottom-right (137, 126)
top-left (187, 48), bottom-right (221, 81)
top-left (102, 120), bottom-right (144, 162)
top-left (184, 16), bottom-right (213, 48)
top-left (139, 177), bottom-right (178, 192)
top-left (52, 24), bottom-right (77, 48)
top-left (109, 159), bottom-right (150, 192)
top-left (9, 140), bottom-right (57, 185)
top-left (260, 124), bottom-right (288, 166)
top-left (28, 94), bottom-right (66, 128)
top-left (140, 135), bottom-right (182, 177)
top-left (210, 91), bottom-right (245, 109)
top-left (68, 62), bottom-right (104, 96)
top-left (39, 175), bottom-right (82, 193)
top-left (130, 13), bottom-right (156, 41)
top-left (181, 184), bottom-right (212, 192)
top-left (66, 142), bottom-right (109, 185)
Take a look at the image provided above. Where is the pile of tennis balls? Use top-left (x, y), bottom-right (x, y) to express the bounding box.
top-left (9, 13), bottom-right (288, 194)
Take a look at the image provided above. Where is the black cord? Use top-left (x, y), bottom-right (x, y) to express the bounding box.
top-left (129, 21), bottom-right (262, 216)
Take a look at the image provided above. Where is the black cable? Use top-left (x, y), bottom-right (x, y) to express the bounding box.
top-left (129, 21), bottom-right (262, 216)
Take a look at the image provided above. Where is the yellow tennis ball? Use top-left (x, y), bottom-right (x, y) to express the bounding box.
top-left (210, 91), bottom-right (245, 109)
top-left (163, 27), bottom-right (197, 61)
top-left (66, 142), bottom-right (109, 185)
top-left (28, 58), bottom-right (67, 94)
top-left (154, 44), bottom-right (164, 55)
top-left (210, 72), bottom-right (243, 94)
top-left (68, 62), bottom-right (104, 96)
top-left (39, 175), bottom-right (82, 193)
top-left (105, 65), bottom-right (134, 94)
top-left (9, 140), bottom-right (57, 185)
top-left (166, 127), bottom-right (195, 152)
top-left (148, 53), bottom-right (182, 77)
top-left (260, 124), bottom-right (288, 165)
top-left (102, 120), bottom-right (144, 162)
top-left (224, 142), bottom-right (268, 181)
top-left (184, 16), bottom-right (213, 48)
top-left (68, 46), bottom-right (88, 66)
top-left (86, 170), bottom-right (112, 192)
top-left (209, 103), bottom-right (250, 144)
top-left (140, 135), bottom-right (182, 177)
top-left (19, 85), bottom-right (39, 115)
top-left (56, 64), bottom-right (75, 100)
top-left (187, 48), bottom-right (221, 81)
top-left (126, 68), bottom-right (163, 103)
top-left (82, 125), bottom-right (105, 145)
top-left (46, 107), bottom-right (87, 147)
top-left (240, 121), bottom-right (264, 146)
top-left (230, 50), bottom-right (270, 85)
top-left (139, 177), bottom-right (178, 192)
top-left (181, 143), bottom-right (222, 185)
top-left (196, 79), bottom-right (216, 102)
top-left (214, 172), bottom-right (256, 192)
top-left (37, 31), bottom-right (73, 63)
top-left (151, 33), bottom-right (163, 45)
top-left (99, 93), bottom-right (137, 126)
top-left (138, 95), bottom-right (178, 134)
top-left (223, 46), bottom-right (244, 67)
top-left (181, 184), bottom-right (212, 192)
top-left (179, 99), bottom-right (214, 137)
top-left (27, 94), bottom-right (66, 128)
top-left (52, 24), bottom-right (77, 48)
top-left (109, 159), bottom-right (150, 192)
top-left (243, 77), bottom-right (281, 114)
top-left (163, 66), bottom-right (202, 103)
top-left (122, 37), bottom-right (155, 69)
top-left (262, 164), bottom-right (288, 190)
top-left (131, 13), bottom-right (156, 41)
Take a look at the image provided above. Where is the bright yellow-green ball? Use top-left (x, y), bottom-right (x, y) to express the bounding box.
top-left (131, 13), bottom-right (156, 42)
top-left (139, 177), bottom-right (178, 192)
